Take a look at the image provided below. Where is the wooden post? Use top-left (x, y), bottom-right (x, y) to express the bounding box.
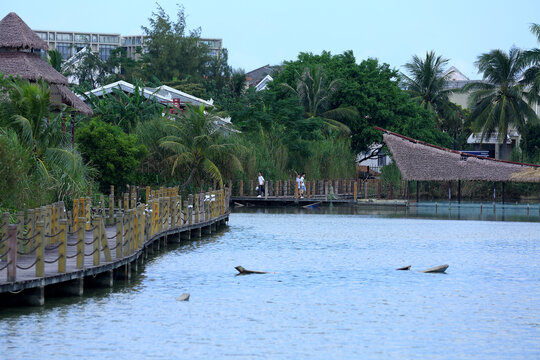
top-left (77, 217), bottom-right (84, 269)
top-left (354, 181), bottom-right (358, 201)
top-left (116, 213), bottom-right (123, 259)
top-left (27, 209), bottom-right (35, 251)
top-left (188, 194), bottom-right (193, 224)
top-left (183, 200), bottom-right (189, 225)
top-left (250, 180), bottom-right (254, 196)
top-left (239, 180), bottom-right (244, 197)
top-left (35, 221), bottom-right (44, 277)
top-left (377, 179), bottom-right (382, 200)
top-left (58, 219), bottom-right (67, 273)
top-left (124, 211), bottom-right (131, 256)
top-left (93, 215), bottom-right (101, 266)
top-left (123, 193), bottom-right (129, 212)
top-left (295, 181), bottom-right (299, 199)
top-left (100, 194), bottom-right (105, 219)
top-left (177, 196), bottom-right (182, 226)
top-left (416, 181), bottom-right (419, 203)
top-left (85, 198), bottom-right (91, 231)
top-left (502, 182), bottom-right (505, 205)
top-left (51, 204), bottom-right (57, 245)
top-left (7, 224), bottom-right (17, 282)
top-left (17, 211), bottom-right (24, 255)
top-left (365, 180), bottom-right (368, 199)
top-left (138, 206), bottom-right (145, 248)
top-left (46, 204), bottom-right (53, 245)
top-left (146, 185), bottom-right (151, 203)
top-left (389, 182), bottom-right (393, 199)
top-left (152, 200), bottom-right (159, 235)
top-left (101, 217), bottom-right (111, 262)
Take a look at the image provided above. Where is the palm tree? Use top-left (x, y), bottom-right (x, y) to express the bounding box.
top-left (463, 47), bottom-right (538, 155)
top-left (160, 104), bottom-right (243, 188)
top-left (402, 51), bottom-right (459, 129)
top-left (0, 77), bottom-right (92, 202)
top-left (522, 23), bottom-right (540, 104)
top-left (48, 49), bottom-right (63, 72)
top-left (282, 66), bottom-right (355, 134)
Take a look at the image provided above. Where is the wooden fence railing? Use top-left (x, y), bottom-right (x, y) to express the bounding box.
top-left (229, 178), bottom-right (405, 200)
top-left (0, 186), bottom-right (230, 283)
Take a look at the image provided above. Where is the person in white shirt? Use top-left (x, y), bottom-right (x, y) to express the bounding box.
top-left (257, 172), bottom-right (265, 197)
top-left (295, 174), bottom-right (302, 195)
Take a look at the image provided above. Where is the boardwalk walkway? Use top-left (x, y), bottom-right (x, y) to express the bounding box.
top-left (0, 187), bottom-right (230, 305)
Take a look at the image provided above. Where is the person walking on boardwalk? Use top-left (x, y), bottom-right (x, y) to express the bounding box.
top-left (257, 172), bottom-right (265, 197)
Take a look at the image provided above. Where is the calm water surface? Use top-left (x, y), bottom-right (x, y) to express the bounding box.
top-left (0, 205), bottom-right (538, 359)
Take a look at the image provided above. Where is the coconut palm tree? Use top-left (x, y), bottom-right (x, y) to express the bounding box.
top-left (522, 23), bottom-right (540, 103)
top-left (463, 47), bottom-right (538, 148)
top-left (281, 66), bottom-right (355, 134)
top-left (160, 104), bottom-right (243, 188)
top-left (402, 51), bottom-right (459, 127)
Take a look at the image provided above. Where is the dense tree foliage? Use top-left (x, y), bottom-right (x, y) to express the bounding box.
top-left (0, 75), bottom-right (92, 210)
top-left (141, 5), bottom-right (208, 82)
top-left (76, 119), bottom-right (147, 192)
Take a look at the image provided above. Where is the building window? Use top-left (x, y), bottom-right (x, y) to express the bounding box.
top-left (377, 154), bottom-right (387, 167)
top-left (57, 33), bottom-right (73, 41)
top-left (99, 44), bottom-right (116, 60)
top-left (36, 32), bottom-right (47, 40)
top-left (74, 34), bottom-right (90, 42)
top-left (99, 35), bottom-right (119, 44)
top-left (56, 43), bottom-right (72, 59)
top-left (92, 35), bottom-right (98, 43)
top-left (74, 43), bottom-right (88, 53)
top-left (49, 33), bottom-right (55, 41)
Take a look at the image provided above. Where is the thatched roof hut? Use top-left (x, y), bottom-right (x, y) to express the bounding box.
top-left (378, 127), bottom-right (540, 183)
top-left (0, 12), bottom-right (92, 115)
top-left (0, 12), bottom-right (48, 51)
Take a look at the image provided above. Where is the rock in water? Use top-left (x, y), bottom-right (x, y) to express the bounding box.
top-left (235, 265), bottom-right (267, 275)
top-left (176, 293), bottom-right (190, 301)
top-left (396, 265), bottom-right (411, 271)
top-left (421, 264), bottom-right (449, 273)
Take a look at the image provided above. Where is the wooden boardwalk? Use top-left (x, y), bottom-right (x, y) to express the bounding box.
top-left (0, 187), bottom-right (230, 305)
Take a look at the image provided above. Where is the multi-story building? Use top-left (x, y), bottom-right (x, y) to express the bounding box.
top-left (33, 29), bottom-right (222, 61)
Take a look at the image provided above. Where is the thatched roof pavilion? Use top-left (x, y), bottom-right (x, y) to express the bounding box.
top-left (378, 127), bottom-right (540, 183)
top-left (0, 12), bottom-right (92, 115)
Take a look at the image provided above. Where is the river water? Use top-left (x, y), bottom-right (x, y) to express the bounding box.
top-left (0, 205), bottom-right (538, 359)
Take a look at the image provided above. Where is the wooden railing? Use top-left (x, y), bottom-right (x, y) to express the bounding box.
top-left (0, 186), bottom-right (230, 284)
top-left (229, 179), bottom-right (410, 201)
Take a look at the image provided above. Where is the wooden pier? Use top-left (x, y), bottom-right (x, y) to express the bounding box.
top-left (0, 187), bottom-right (230, 306)
top-left (230, 178), bottom-right (407, 207)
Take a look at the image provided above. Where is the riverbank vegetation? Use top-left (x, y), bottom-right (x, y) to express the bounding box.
top-left (1, 5), bottom-right (539, 213)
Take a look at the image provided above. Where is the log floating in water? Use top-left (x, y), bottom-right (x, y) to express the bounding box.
top-left (302, 201), bottom-right (321, 209)
top-left (421, 264), bottom-right (449, 273)
top-left (396, 265), bottom-right (411, 271)
top-left (235, 265), bottom-right (267, 275)
top-left (176, 293), bottom-right (190, 301)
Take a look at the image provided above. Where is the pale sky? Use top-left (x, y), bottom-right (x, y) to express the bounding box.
top-left (2, 0), bottom-right (539, 79)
